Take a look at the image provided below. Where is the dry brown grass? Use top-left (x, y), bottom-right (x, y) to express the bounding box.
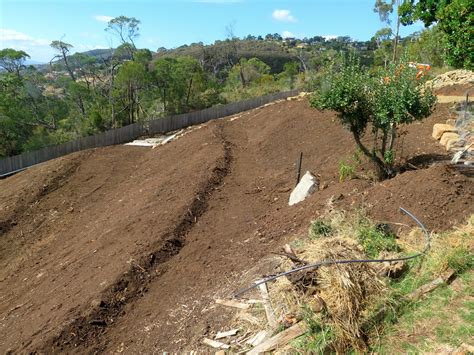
top-left (268, 236), bottom-right (385, 351)
top-left (230, 212), bottom-right (472, 353)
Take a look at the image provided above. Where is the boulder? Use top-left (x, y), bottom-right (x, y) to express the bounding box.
top-left (433, 124), bottom-right (457, 139)
top-left (440, 132), bottom-right (460, 146)
top-left (289, 171), bottom-right (319, 206)
top-left (433, 124), bottom-right (457, 140)
top-left (446, 138), bottom-right (465, 151)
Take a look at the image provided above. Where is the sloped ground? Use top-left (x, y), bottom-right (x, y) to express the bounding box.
top-left (0, 99), bottom-right (472, 353)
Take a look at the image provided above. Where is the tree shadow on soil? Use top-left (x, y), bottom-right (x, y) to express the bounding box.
top-left (401, 154), bottom-right (450, 171)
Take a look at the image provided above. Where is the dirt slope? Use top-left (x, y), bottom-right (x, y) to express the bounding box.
top-left (0, 99), bottom-right (472, 353)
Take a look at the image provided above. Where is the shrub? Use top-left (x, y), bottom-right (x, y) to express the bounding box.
top-left (310, 55), bottom-right (436, 179)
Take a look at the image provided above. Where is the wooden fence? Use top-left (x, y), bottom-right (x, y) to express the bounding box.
top-left (0, 90), bottom-right (299, 176)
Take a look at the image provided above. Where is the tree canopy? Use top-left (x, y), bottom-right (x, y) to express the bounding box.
top-left (400, 0), bottom-right (473, 68)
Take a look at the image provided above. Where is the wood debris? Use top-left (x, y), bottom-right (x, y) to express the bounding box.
top-left (246, 299), bottom-right (264, 304)
top-left (215, 299), bottom-right (250, 310)
top-left (215, 329), bottom-right (239, 339)
top-left (257, 281), bottom-right (278, 328)
top-left (247, 323), bottom-right (305, 354)
top-left (237, 312), bottom-right (261, 325)
top-left (246, 330), bottom-right (268, 347)
top-left (202, 338), bottom-right (230, 349)
top-left (408, 269), bottom-right (455, 300)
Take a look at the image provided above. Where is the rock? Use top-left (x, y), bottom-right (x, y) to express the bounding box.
top-left (289, 171), bottom-right (319, 206)
top-left (433, 124), bottom-right (457, 140)
top-left (446, 118), bottom-right (456, 126)
top-left (427, 69), bottom-right (474, 90)
top-left (446, 138), bottom-right (465, 151)
top-left (440, 132), bottom-right (460, 146)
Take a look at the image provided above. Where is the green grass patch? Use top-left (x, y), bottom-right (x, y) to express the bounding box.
top-left (291, 305), bottom-right (336, 353)
top-left (447, 247), bottom-right (474, 274)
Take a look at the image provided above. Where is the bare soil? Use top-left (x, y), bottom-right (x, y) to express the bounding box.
top-left (0, 99), bottom-right (472, 353)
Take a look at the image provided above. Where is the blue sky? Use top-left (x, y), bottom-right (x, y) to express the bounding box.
top-left (0, 0), bottom-right (425, 62)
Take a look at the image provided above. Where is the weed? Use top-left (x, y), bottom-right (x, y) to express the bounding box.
top-left (383, 149), bottom-right (394, 165)
top-left (356, 224), bottom-right (400, 258)
top-left (446, 247), bottom-right (474, 274)
top-left (338, 160), bottom-right (356, 182)
top-left (353, 148), bottom-right (362, 164)
top-left (309, 220), bottom-right (333, 238)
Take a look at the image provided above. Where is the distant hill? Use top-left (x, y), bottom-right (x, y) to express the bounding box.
top-left (35, 48), bottom-right (120, 71)
top-left (80, 48), bottom-right (115, 60)
top-left (25, 59), bottom-right (46, 66)
top-left (155, 40), bottom-right (296, 73)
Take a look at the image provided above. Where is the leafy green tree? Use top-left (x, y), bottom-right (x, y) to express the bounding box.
top-left (134, 49), bottom-right (153, 68)
top-left (373, 0), bottom-right (402, 62)
top-left (436, 0), bottom-right (473, 69)
top-left (310, 56), bottom-right (436, 179)
top-left (153, 57), bottom-right (174, 112)
top-left (371, 28), bottom-right (393, 67)
top-left (281, 61), bottom-right (300, 88)
top-left (0, 74), bottom-right (32, 156)
top-left (115, 61), bottom-right (147, 124)
top-left (372, 28), bottom-right (393, 48)
top-left (152, 56), bottom-right (208, 114)
top-left (399, 0), bottom-right (451, 26)
top-left (106, 16), bottom-right (141, 58)
top-left (226, 57), bottom-right (270, 88)
top-left (0, 48), bottom-right (30, 77)
top-left (400, 0), bottom-right (473, 69)
top-left (406, 26), bottom-right (447, 67)
top-left (50, 40), bottom-right (76, 81)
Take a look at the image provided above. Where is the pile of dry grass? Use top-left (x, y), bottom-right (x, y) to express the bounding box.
top-left (270, 236), bottom-right (385, 352)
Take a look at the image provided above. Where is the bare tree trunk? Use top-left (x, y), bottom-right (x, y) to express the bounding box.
top-left (388, 122), bottom-right (397, 152)
top-left (352, 130), bottom-right (387, 180)
top-left (392, 0), bottom-right (401, 62)
top-left (61, 51), bottom-right (76, 82)
top-left (129, 83), bottom-right (134, 124)
top-left (297, 49), bottom-right (308, 72)
top-left (110, 63), bottom-right (116, 127)
top-left (186, 77), bottom-right (193, 106)
top-left (238, 60), bottom-right (246, 88)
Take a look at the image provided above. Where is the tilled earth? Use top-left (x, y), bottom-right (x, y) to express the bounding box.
top-left (0, 99), bottom-right (472, 353)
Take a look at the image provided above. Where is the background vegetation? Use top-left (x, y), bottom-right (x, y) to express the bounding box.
top-left (0, 0), bottom-right (471, 158)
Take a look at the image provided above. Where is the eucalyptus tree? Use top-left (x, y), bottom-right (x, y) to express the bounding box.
top-left (106, 16), bottom-right (141, 59)
top-left (0, 48), bottom-right (30, 77)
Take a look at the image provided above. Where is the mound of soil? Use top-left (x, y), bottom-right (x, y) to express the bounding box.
top-left (0, 99), bottom-right (472, 353)
top-left (435, 83), bottom-right (473, 96)
top-left (363, 164), bottom-right (472, 230)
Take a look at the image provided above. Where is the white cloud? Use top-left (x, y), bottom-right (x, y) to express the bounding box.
top-left (0, 28), bottom-right (50, 46)
top-left (272, 9), bottom-right (296, 23)
top-left (94, 15), bottom-right (113, 23)
top-left (282, 31), bottom-right (295, 39)
top-left (0, 29), bottom-right (53, 62)
top-left (323, 35), bottom-right (338, 40)
top-left (0, 28), bottom-right (33, 42)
